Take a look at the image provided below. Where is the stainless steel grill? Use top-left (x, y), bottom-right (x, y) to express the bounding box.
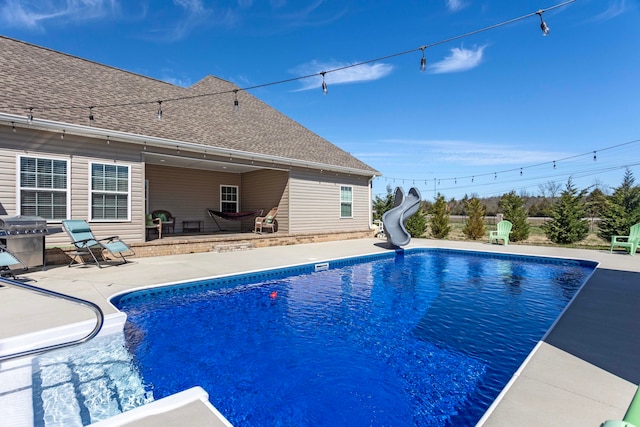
top-left (0, 215), bottom-right (61, 269)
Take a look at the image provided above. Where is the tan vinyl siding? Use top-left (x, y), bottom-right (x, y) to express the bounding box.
top-left (288, 169), bottom-right (370, 233)
top-left (241, 169), bottom-right (289, 232)
top-left (0, 128), bottom-right (144, 245)
top-left (145, 164), bottom-right (242, 233)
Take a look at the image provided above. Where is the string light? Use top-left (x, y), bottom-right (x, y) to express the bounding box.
top-left (536, 10), bottom-right (550, 36)
top-left (233, 90), bottom-right (239, 111)
top-left (11, 121), bottom-right (16, 132)
top-left (6, 1), bottom-right (575, 124)
top-left (61, 130), bottom-right (65, 139)
top-left (156, 101), bottom-right (163, 121)
top-left (27, 108), bottom-right (33, 124)
top-left (380, 138), bottom-right (640, 189)
top-left (107, 135), bottom-right (110, 144)
top-left (321, 72), bottom-right (328, 95)
top-left (88, 107), bottom-right (95, 125)
top-left (419, 47), bottom-right (427, 72)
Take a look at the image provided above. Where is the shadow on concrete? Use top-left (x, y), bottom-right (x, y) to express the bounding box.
top-left (544, 268), bottom-right (640, 384)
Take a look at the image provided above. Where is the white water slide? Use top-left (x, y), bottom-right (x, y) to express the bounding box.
top-left (382, 187), bottom-right (421, 247)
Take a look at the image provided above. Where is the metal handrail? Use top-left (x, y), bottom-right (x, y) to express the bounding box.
top-left (0, 276), bottom-right (104, 362)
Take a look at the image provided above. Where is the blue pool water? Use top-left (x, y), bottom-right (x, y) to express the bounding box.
top-left (113, 249), bottom-right (596, 426)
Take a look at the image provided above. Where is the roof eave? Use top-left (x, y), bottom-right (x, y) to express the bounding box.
top-left (0, 113), bottom-right (380, 177)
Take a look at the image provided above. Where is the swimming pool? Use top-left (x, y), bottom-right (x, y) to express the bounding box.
top-left (111, 248), bottom-right (596, 426)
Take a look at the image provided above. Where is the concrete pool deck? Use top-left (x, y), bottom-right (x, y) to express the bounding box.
top-left (1, 237), bottom-right (638, 426)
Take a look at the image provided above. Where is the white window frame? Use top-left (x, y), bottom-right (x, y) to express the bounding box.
top-left (220, 185), bottom-right (239, 213)
top-left (340, 185), bottom-right (353, 218)
top-left (16, 155), bottom-right (70, 221)
top-left (89, 162), bottom-right (132, 221)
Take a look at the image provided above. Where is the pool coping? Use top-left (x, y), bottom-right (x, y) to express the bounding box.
top-left (0, 237), bottom-right (638, 426)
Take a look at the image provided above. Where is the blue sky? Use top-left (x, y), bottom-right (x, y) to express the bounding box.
top-left (1, 0), bottom-right (638, 201)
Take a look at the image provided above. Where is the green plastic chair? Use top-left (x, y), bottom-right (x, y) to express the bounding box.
top-left (489, 220), bottom-right (512, 245)
top-left (62, 219), bottom-right (135, 267)
top-left (610, 223), bottom-right (640, 256)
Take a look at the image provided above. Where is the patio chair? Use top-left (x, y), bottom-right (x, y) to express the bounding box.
top-left (610, 223), bottom-right (640, 256)
top-left (0, 243), bottom-right (27, 279)
top-left (254, 207), bottom-right (278, 233)
top-left (151, 210), bottom-right (175, 234)
top-left (145, 214), bottom-right (162, 239)
top-left (62, 219), bottom-right (135, 267)
top-left (489, 220), bottom-right (512, 245)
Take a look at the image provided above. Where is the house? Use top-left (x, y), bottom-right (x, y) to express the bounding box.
top-left (0, 36), bottom-right (379, 246)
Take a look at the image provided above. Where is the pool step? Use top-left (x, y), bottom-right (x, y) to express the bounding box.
top-left (31, 334), bottom-right (153, 427)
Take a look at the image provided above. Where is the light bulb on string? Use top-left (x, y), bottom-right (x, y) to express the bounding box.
top-left (233, 90), bottom-right (239, 111)
top-left (11, 121), bottom-right (16, 132)
top-left (536, 11), bottom-right (550, 36)
top-left (88, 107), bottom-right (95, 125)
top-left (61, 130), bottom-right (65, 139)
top-left (553, 161), bottom-right (557, 170)
top-left (593, 151), bottom-right (597, 161)
top-left (321, 72), bottom-right (328, 95)
top-left (520, 168), bottom-right (523, 176)
top-left (156, 101), bottom-right (163, 121)
top-left (419, 47), bottom-right (427, 72)
top-left (27, 108), bottom-right (34, 124)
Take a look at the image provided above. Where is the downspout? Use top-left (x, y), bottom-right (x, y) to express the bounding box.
top-left (368, 176), bottom-right (375, 230)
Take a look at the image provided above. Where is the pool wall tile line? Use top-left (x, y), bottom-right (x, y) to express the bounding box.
top-left (111, 247), bottom-right (597, 309)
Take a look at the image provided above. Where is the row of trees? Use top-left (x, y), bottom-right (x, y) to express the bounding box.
top-left (372, 168), bottom-right (640, 245)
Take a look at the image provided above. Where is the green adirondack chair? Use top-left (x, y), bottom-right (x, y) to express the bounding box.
top-left (610, 223), bottom-right (640, 256)
top-left (489, 220), bottom-right (512, 245)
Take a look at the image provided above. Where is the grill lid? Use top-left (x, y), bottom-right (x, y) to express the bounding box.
top-left (0, 215), bottom-right (48, 230)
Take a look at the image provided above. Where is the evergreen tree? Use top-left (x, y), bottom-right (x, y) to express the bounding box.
top-left (429, 194), bottom-right (451, 239)
top-left (585, 187), bottom-right (608, 232)
top-left (499, 191), bottom-right (530, 242)
top-left (405, 203), bottom-right (428, 238)
top-left (597, 168), bottom-right (640, 241)
top-left (372, 185), bottom-right (394, 221)
top-left (462, 197), bottom-right (485, 240)
top-left (542, 178), bottom-right (589, 244)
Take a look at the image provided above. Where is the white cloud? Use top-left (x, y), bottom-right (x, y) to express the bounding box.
top-left (0, 0), bottom-right (119, 30)
top-left (381, 139), bottom-right (572, 166)
top-left (430, 45), bottom-right (486, 74)
top-left (291, 60), bottom-right (393, 91)
top-left (586, 0), bottom-right (627, 23)
top-left (446, 0), bottom-right (466, 12)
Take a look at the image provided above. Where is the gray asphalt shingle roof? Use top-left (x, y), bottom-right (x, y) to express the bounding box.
top-left (0, 36), bottom-right (378, 175)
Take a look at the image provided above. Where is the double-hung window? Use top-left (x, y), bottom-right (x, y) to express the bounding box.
top-left (19, 156), bottom-right (69, 220)
top-left (220, 185), bottom-right (238, 213)
top-left (340, 185), bottom-right (353, 218)
top-left (90, 163), bottom-right (130, 220)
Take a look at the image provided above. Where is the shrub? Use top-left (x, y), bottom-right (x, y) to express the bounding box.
top-left (499, 191), bottom-right (530, 242)
top-left (406, 204), bottom-right (428, 238)
top-left (430, 194), bottom-right (451, 239)
top-left (462, 197), bottom-right (485, 240)
top-left (542, 178), bottom-right (589, 244)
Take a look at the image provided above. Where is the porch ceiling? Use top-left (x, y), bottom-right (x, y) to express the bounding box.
top-left (144, 152), bottom-right (270, 174)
